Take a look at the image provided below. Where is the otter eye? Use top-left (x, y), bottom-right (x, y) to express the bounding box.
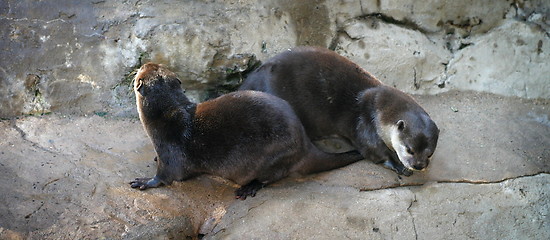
top-left (406, 147), bottom-right (414, 155)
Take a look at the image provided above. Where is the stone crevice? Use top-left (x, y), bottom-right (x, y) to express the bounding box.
top-left (358, 13), bottom-right (430, 34)
top-left (412, 67), bottom-right (419, 89)
top-left (210, 199), bottom-right (269, 236)
top-left (358, 0), bottom-right (365, 15)
top-left (331, 10), bottom-right (434, 51)
top-left (436, 172), bottom-right (549, 185)
top-left (23, 201), bottom-right (45, 220)
top-left (359, 172), bottom-right (549, 192)
top-left (0, 16), bottom-right (67, 25)
top-left (42, 178), bottom-right (62, 191)
top-left (511, 2), bottom-right (550, 37)
top-left (10, 120), bottom-right (57, 155)
top-left (407, 192), bottom-right (418, 240)
top-left (243, 199), bottom-right (268, 215)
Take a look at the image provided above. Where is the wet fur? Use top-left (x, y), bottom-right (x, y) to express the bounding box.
top-left (239, 46), bottom-right (439, 174)
top-left (131, 63), bottom-right (364, 199)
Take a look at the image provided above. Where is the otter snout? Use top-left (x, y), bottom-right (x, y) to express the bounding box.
top-left (411, 159), bottom-right (429, 171)
top-left (386, 120), bottom-right (437, 173)
top-left (399, 157), bottom-right (428, 172)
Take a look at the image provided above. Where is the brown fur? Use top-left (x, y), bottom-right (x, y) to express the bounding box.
top-left (240, 46), bottom-right (439, 175)
top-left (130, 63), bottom-right (363, 199)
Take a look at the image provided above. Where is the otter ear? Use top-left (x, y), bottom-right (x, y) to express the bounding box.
top-left (397, 120), bottom-right (405, 131)
top-left (136, 78), bottom-right (145, 95)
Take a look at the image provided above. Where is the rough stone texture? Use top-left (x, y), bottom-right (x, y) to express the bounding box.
top-left (329, 0), bottom-right (515, 35)
top-left (1, 0), bottom-right (549, 118)
top-left (334, 18), bottom-right (451, 93)
top-left (209, 184), bottom-right (418, 239)
top-left (446, 19), bottom-right (550, 99)
top-left (209, 174), bottom-right (549, 239)
top-left (372, 0), bottom-right (514, 34)
top-left (411, 176), bottom-right (549, 239)
top-left (0, 115), bottom-right (238, 239)
top-left (1, 0), bottom-right (549, 239)
top-left (0, 91), bottom-right (548, 239)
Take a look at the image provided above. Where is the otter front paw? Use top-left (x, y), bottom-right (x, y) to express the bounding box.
top-left (382, 160), bottom-right (413, 177)
top-left (398, 168), bottom-right (413, 177)
top-left (130, 176), bottom-right (163, 190)
top-left (235, 180), bottom-right (265, 200)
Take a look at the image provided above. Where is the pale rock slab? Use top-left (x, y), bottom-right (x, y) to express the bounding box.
top-left (446, 19), bottom-right (550, 99)
top-left (335, 18), bottom-right (450, 94)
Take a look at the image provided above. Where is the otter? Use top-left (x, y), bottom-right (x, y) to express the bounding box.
top-left (129, 63), bottom-right (363, 199)
top-left (239, 46), bottom-right (439, 175)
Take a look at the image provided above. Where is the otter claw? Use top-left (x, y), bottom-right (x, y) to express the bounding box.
top-left (130, 177), bottom-right (163, 190)
top-left (399, 168), bottom-right (413, 176)
top-left (235, 180), bottom-right (265, 200)
top-left (382, 160), bottom-right (413, 177)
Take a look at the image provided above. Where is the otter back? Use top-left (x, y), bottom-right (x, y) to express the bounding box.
top-left (239, 46), bottom-right (439, 175)
top-left (130, 62), bottom-right (364, 200)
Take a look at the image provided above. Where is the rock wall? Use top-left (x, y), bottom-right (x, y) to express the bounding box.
top-left (1, 0), bottom-right (549, 117)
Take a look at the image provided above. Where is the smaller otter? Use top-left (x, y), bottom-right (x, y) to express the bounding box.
top-left (240, 47), bottom-right (439, 175)
top-left (130, 63), bottom-right (363, 199)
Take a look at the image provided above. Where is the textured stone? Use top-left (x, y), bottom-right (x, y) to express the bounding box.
top-left (446, 20), bottom-right (550, 99)
top-left (2, 0), bottom-right (550, 118)
top-left (1, 92), bottom-right (548, 239)
top-left (411, 174), bottom-right (549, 239)
top-left (0, 0), bottom-right (298, 117)
top-left (1, 1), bottom-right (550, 239)
top-left (330, 0), bottom-right (515, 36)
top-left (208, 184), bottom-right (417, 239)
top-left (374, 0), bottom-right (514, 34)
top-left (335, 17), bottom-right (451, 94)
top-left (208, 174), bottom-right (549, 239)
top-left (0, 116), bottom-right (235, 239)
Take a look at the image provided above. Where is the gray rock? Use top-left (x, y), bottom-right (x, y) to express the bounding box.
top-left (335, 17), bottom-right (450, 94)
top-left (2, 0), bottom-right (550, 118)
top-left (0, 91), bottom-right (548, 239)
top-left (208, 183), bottom-right (418, 239)
top-left (208, 174), bottom-right (549, 239)
top-left (372, 0), bottom-right (513, 34)
top-left (1, 1), bottom-right (549, 237)
top-left (411, 174), bottom-right (549, 239)
top-left (446, 20), bottom-right (550, 99)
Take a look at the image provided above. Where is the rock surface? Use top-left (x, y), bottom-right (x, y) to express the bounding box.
top-left (0, 91), bottom-right (548, 239)
top-left (209, 175), bottom-right (549, 239)
top-left (1, 0), bottom-right (549, 118)
top-left (1, 0), bottom-right (549, 239)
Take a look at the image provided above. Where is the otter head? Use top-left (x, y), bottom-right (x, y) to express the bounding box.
top-left (381, 113), bottom-right (439, 171)
top-left (366, 86), bottom-right (439, 172)
top-left (133, 63), bottom-right (191, 122)
top-left (134, 63), bottom-right (182, 99)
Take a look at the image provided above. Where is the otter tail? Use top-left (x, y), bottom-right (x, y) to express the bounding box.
top-left (293, 144), bottom-right (364, 175)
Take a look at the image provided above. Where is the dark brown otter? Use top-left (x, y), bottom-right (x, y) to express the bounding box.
top-left (239, 46), bottom-right (439, 175)
top-left (130, 63), bottom-right (363, 199)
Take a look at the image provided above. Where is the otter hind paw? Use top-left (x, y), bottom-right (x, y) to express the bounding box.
top-left (130, 177), bottom-right (163, 190)
top-left (235, 180), bottom-right (265, 200)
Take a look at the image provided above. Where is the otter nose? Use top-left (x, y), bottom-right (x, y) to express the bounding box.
top-left (412, 163), bottom-right (426, 171)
